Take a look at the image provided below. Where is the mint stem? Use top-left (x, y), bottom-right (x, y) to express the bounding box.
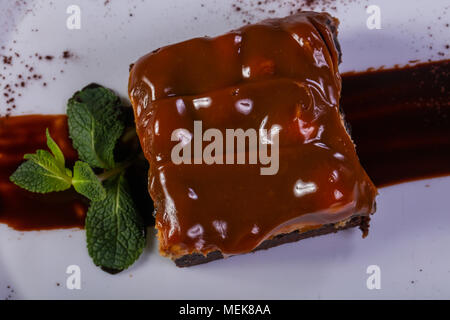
top-left (97, 160), bottom-right (132, 182)
top-left (96, 153), bottom-right (143, 182)
top-left (121, 127), bottom-right (138, 143)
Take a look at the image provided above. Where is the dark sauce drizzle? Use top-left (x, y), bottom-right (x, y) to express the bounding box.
top-left (0, 115), bottom-right (86, 231)
top-left (0, 60), bottom-right (448, 231)
top-left (342, 60), bottom-right (449, 187)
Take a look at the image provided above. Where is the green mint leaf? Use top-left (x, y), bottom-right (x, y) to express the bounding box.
top-left (67, 85), bottom-right (124, 169)
top-left (86, 173), bottom-right (146, 270)
top-left (72, 161), bottom-right (106, 201)
top-left (46, 128), bottom-right (65, 167)
top-left (10, 150), bottom-right (72, 193)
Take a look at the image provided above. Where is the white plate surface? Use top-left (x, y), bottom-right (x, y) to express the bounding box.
top-left (0, 0), bottom-right (449, 299)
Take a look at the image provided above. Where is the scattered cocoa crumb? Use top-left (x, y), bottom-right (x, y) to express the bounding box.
top-left (1, 46), bottom-right (75, 116)
top-left (62, 50), bottom-right (73, 59)
top-left (2, 56), bottom-right (12, 65)
top-left (226, 0), bottom-right (339, 24)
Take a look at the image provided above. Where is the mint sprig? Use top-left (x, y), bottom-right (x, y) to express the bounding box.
top-left (9, 84), bottom-right (146, 272)
top-left (86, 173), bottom-right (146, 270)
top-left (10, 148), bottom-right (72, 193)
top-left (67, 86), bottom-right (124, 169)
top-left (46, 128), bottom-right (66, 168)
top-left (10, 129), bottom-right (105, 201)
top-left (72, 161), bottom-right (106, 201)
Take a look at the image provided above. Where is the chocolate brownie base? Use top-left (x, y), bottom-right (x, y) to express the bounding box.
top-left (174, 215), bottom-right (370, 267)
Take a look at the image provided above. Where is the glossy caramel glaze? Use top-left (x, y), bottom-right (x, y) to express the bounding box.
top-left (0, 115), bottom-right (86, 230)
top-left (129, 12), bottom-right (377, 257)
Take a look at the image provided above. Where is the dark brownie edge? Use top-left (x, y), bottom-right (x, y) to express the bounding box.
top-left (174, 215), bottom-right (370, 267)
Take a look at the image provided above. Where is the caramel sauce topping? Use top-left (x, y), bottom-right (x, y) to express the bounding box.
top-left (129, 12), bottom-right (377, 256)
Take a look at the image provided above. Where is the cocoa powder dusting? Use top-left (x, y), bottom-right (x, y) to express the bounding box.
top-left (1, 48), bottom-right (75, 117)
top-left (227, 0), bottom-right (340, 24)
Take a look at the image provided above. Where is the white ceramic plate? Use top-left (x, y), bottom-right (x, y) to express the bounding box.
top-left (0, 0), bottom-right (449, 299)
